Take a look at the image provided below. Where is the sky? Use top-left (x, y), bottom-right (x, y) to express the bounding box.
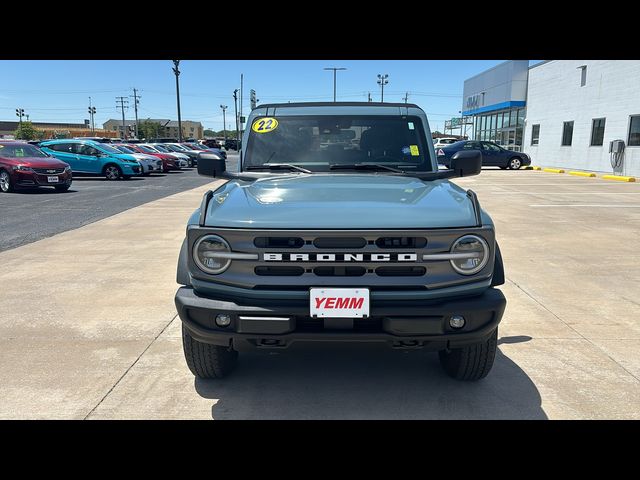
top-left (0, 60), bottom-right (517, 133)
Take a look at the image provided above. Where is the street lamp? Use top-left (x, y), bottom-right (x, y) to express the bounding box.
top-left (377, 74), bottom-right (389, 102)
top-left (15, 108), bottom-right (25, 138)
top-left (220, 105), bottom-right (228, 147)
top-left (323, 67), bottom-right (346, 102)
top-left (172, 60), bottom-right (183, 142)
top-left (233, 89), bottom-right (239, 149)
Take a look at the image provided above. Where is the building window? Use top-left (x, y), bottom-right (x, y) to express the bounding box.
top-left (531, 124), bottom-right (540, 145)
top-left (561, 121), bottom-right (574, 146)
top-left (579, 65), bottom-right (587, 87)
top-left (629, 116), bottom-right (640, 146)
top-left (590, 118), bottom-right (606, 146)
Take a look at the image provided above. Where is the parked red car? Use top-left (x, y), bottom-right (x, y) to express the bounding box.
top-left (125, 144), bottom-right (179, 173)
top-left (0, 141), bottom-right (72, 193)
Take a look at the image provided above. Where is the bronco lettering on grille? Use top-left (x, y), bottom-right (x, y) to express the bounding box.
top-left (263, 253), bottom-right (418, 262)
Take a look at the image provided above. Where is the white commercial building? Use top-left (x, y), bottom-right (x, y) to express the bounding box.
top-left (463, 60), bottom-right (640, 177)
top-left (524, 60), bottom-right (640, 177)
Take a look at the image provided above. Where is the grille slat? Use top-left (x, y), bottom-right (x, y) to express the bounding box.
top-left (33, 167), bottom-right (65, 174)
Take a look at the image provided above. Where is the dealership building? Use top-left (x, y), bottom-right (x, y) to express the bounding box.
top-left (463, 60), bottom-right (640, 177)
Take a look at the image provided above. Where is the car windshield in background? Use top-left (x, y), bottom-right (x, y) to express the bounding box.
top-left (0, 143), bottom-right (48, 158)
top-left (244, 115), bottom-right (433, 173)
top-left (137, 145), bottom-right (157, 153)
top-left (98, 144), bottom-right (124, 154)
top-left (115, 146), bottom-right (135, 153)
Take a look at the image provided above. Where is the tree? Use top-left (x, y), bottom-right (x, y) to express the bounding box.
top-left (137, 120), bottom-right (162, 140)
top-left (203, 129), bottom-right (216, 137)
top-left (14, 121), bottom-right (44, 140)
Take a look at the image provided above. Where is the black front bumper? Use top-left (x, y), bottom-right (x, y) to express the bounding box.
top-left (175, 287), bottom-right (506, 351)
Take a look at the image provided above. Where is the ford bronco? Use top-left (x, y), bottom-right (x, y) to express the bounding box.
top-left (175, 102), bottom-right (506, 381)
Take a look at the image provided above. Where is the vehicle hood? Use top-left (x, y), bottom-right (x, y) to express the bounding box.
top-left (113, 153), bottom-right (139, 162)
top-left (129, 153), bottom-right (156, 162)
top-left (204, 174), bottom-right (478, 229)
top-left (1, 156), bottom-right (69, 168)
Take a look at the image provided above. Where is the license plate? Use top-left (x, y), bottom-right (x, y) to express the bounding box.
top-left (47, 176), bottom-right (59, 183)
top-left (310, 288), bottom-right (370, 318)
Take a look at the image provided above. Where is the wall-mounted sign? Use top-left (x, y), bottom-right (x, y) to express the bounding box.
top-left (465, 94), bottom-right (482, 110)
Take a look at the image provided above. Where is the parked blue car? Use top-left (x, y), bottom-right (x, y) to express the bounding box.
top-left (39, 139), bottom-right (142, 180)
top-left (437, 140), bottom-right (531, 170)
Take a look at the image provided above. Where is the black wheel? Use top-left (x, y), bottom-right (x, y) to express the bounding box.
top-left (104, 164), bottom-right (122, 180)
top-left (55, 185), bottom-right (70, 192)
top-left (439, 328), bottom-right (498, 381)
top-left (508, 157), bottom-right (522, 170)
top-left (0, 169), bottom-right (13, 193)
top-left (187, 159), bottom-right (193, 168)
top-left (182, 325), bottom-right (238, 379)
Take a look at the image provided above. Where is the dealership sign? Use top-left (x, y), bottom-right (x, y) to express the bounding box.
top-left (465, 94), bottom-right (482, 110)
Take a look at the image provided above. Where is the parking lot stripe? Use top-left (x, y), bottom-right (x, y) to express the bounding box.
top-left (492, 192), bottom-right (640, 195)
top-left (529, 204), bottom-right (640, 207)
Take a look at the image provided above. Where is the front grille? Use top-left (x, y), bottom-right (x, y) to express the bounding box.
top-left (255, 266), bottom-right (304, 276)
top-left (313, 266), bottom-right (366, 277)
top-left (254, 237), bottom-right (304, 248)
top-left (313, 237), bottom-right (366, 249)
top-left (376, 266), bottom-right (426, 277)
top-left (33, 168), bottom-right (65, 174)
top-left (376, 237), bottom-right (427, 248)
top-left (295, 317), bottom-right (383, 332)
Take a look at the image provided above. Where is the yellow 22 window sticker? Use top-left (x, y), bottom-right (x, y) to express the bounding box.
top-left (409, 145), bottom-right (420, 156)
top-left (252, 117), bottom-right (279, 133)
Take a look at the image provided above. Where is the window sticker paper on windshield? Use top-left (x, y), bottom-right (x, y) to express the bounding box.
top-left (410, 145), bottom-right (420, 156)
top-left (252, 117), bottom-right (279, 134)
top-left (408, 122), bottom-right (415, 130)
top-left (401, 146), bottom-right (411, 155)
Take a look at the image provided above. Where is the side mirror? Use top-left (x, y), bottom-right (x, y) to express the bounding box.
top-left (450, 150), bottom-right (482, 177)
top-left (197, 152), bottom-right (226, 177)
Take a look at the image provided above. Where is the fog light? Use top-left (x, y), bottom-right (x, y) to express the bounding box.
top-left (449, 315), bottom-right (466, 329)
top-left (215, 314), bottom-right (232, 327)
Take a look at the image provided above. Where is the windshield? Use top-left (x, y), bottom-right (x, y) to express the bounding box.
top-left (0, 143), bottom-right (49, 158)
top-left (137, 145), bottom-right (156, 153)
top-left (154, 145), bottom-right (172, 153)
top-left (165, 144), bottom-right (184, 152)
top-left (244, 115), bottom-right (433, 172)
top-left (97, 143), bottom-right (124, 154)
top-left (115, 145), bottom-right (135, 153)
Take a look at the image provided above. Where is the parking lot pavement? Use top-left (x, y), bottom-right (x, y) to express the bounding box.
top-left (1, 168), bottom-right (639, 419)
top-left (0, 153), bottom-right (239, 252)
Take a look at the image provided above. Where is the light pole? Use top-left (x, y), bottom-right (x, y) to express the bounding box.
top-left (233, 89), bottom-right (239, 149)
top-left (172, 60), bottom-right (183, 142)
top-left (323, 67), bottom-right (346, 102)
top-left (15, 108), bottom-right (24, 137)
top-left (377, 74), bottom-right (389, 102)
top-left (220, 105), bottom-right (228, 147)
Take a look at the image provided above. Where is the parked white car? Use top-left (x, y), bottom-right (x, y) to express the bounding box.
top-left (113, 144), bottom-right (163, 174)
top-left (433, 137), bottom-right (460, 149)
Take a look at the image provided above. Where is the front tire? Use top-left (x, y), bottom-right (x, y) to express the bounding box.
top-left (439, 328), bottom-right (498, 381)
top-left (182, 325), bottom-right (238, 379)
top-left (104, 164), bottom-right (122, 180)
top-left (0, 170), bottom-right (13, 193)
top-left (508, 157), bottom-right (522, 170)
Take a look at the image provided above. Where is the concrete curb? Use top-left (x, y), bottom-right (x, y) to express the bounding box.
top-left (602, 175), bottom-right (636, 182)
top-left (569, 171), bottom-right (596, 178)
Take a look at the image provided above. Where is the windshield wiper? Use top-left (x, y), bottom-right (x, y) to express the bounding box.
top-left (245, 163), bottom-right (313, 174)
top-left (329, 163), bottom-right (405, 173)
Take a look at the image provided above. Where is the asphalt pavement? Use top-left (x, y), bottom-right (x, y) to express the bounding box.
top-left (0, 153), bottom-right (239, 252)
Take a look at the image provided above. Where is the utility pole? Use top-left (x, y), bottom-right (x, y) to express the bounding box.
top-left (403, 92), bottom-right (409, 103)
top-left (172, 60), bottom-right (183, 142)
top-left (130, 88), bottom-right (141, 139)
top-left (116, 96), bottom-right (129, 140)
top-left (88, 97), bottom-right (96, 134)
top-left (323, 67), bottom-right (346, 102)
top-left (233, 89), bottom-right (239, 148)
top-left (377, 74), bottom-right (389, 102)
top-left (220, 105), bottom-right (228, 146)
top-left (367, 92), bottom-right (372, 102)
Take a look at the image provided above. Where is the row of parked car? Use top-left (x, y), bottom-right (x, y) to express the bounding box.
top-left (0, 138), bottom-right (226, 193)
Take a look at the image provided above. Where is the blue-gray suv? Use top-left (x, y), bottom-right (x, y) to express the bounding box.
top-left (175, 102), bottom-right (506, 381)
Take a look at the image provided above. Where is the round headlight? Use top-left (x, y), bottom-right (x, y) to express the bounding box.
top-left (450, 235), bottom-right (489, 275)
top-left (193, 235), bottom-right (231, 274)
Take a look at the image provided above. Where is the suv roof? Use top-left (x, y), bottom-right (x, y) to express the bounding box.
top-left (257, 101), bottom-right (421, 109)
